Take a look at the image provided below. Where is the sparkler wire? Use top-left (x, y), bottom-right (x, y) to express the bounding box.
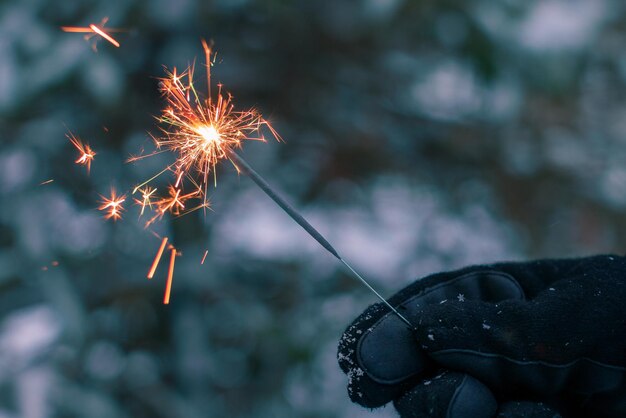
top-left (229, 151), bottom-right (413, 328)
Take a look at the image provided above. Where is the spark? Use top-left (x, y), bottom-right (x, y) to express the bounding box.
top-left (98, 188), bottom-right (126, 221)
top-left (128, 39), bottom-right (281, 218)
top-left (134, 186), bottom-right (157, 216)
top-left (145, 235), bottom-right (179, 303)
top-left (201, 250), bottom-right (208, 265)
top-left (141, 185), bottom-right (209, 228)
top-left (147, 237), bottom-right (168, 279)
top-left (141, 185), bottom-right (201, 227)
top-left (39, 179), bottom-right (54, 186)
top-left (67, 132), bottom-right (96, 173)
top-left (88, 24), bottom-right (120, 48)
top-left (163, 248), bottom-right (177, 305)
top-left (157, 186), bottom-right (186, 214)
top-left (61, 17), bottom-right (122, 49)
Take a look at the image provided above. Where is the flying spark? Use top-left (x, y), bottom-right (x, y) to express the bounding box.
top-left (67, 132), bottom-right (96, 173)
top-left (98, 188), bottom-right (126, 221)
top-left (147, 237), bottom-right (168, 279)
top-left (145, 236), bottom-right (179, 305)
top-left (143, 185), bottom-right (205, 227)
top-left (61, 17), bottom-right (123, 49)
top-left (134, 186), bottom-right (157, 216)
top-left (163, 248), bottom-right (177, 305)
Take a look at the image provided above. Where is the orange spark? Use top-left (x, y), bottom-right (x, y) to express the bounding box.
top-left (67, 132), bottom-right (96, 173)
top-left (174, 170), bottom-right (184, 188)
top-left (201, 249), bottom-right (208, 265)
top-left (147, 237), bottom-right (168, 279)
top-left (88, 24), bottom-right (120, 47)
top-left (156, 186), bottom-right (189, 214)
top-left (134, 186), bottom-right (157, 216)
top-left (144, 185), bottom-right (204, 227)
top-left (61, 17), bottom-right (123, 49)
top-left (128, 40), bottom-right (281, 221)
top-left (98, 188), bottom-right (126, 221)
top-left (163, 248), bottom-right (177, 304)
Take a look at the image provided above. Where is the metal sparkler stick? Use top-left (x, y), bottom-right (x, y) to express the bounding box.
top-left (229, 151), bottom-right (413, 328)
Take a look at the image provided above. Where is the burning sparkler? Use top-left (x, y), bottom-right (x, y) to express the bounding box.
top-left (128, 39), bottom-right (280, 220)
top-left (134, 41), bottom-right (412, 326)
top-left (66, 132), bottom-right (96, 173)
top-left (98, 188), bottom-right (126, 221)
top-left (61, 17), bottom-right (123, 50)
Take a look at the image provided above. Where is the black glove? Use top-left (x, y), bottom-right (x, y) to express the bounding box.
top-left (338, 255), bottom-right (626, 417)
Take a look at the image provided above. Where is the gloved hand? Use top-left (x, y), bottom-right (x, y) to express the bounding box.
top-left (338, 255), bottom-right (626, 418)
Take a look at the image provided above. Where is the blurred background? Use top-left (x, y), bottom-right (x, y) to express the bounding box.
top-left (1, 0), bottom-right (626, 416)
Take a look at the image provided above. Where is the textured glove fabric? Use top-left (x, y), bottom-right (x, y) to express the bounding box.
top-left (337, 255), bottom-right (626, 417)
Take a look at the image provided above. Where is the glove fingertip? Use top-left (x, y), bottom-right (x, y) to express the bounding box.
top-left (447, 374), bottom-right (497, 418)
top-left (394, 372), bottom-right (496, 418)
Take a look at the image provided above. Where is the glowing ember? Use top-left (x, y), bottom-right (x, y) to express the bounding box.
top-left (163, 248), bottom-right (177, 305)
top-left (61, 17), bottom-right (123, 50)
top-left (98, 188), bottom-right (126, 221)
top-left (147, 237), bottom-right (168, 279)
top-left (143, 185), bottom-right (207, 227)
top-left (198, 125), bottom-right (221, 145)
top-left (67, 132), bottom-right (96, 173)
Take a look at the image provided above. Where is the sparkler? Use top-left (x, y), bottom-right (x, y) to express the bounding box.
top-left (128, 39), bottom-right (279, 220)
top-left (61, 17), bottom-right (123, 49)
top-left (135, 41), bottom-right (412, 326)
top-left (66, 132), bottom-right (96, 173)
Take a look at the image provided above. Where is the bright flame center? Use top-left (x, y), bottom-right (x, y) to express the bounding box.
top-left (197, 125), bottom-right (221, 145)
